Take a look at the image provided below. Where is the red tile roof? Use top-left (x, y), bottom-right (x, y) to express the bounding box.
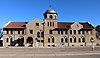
top-left (4, 22), bottom-right (27, 29)
top-left (57, 22), bottom-right (94, 30)
top-left (4, 21), bottom-right (94, 30)
top-left (57, 22), bottom-right (73, 29)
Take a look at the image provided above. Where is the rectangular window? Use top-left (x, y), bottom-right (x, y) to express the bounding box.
top-left (36, 23), bottom-right (39, 26)
top-left (18, 30), bottom-right (20, 34)
top-left (47, 22), bottom-right (49, 26)
top-left (86, 31), bottom-right (88, 34)
top-left (41, 31), bottom-right (44, 37)
top-left (74, 30), bottom-right (76, 34)
top-left (50, 22), bottom-right (52, 26)
top-left (49, 30), bottom-right (52, 34)
top-left (70, 38), bottom-right (72, 43)
top-left (61, 31), bottom-right (63, 34)
top-left (70, 30), bottom-right (72, 34)
top-left (53, 22), bottom-right (54, 26)
top-left (7, 30), bottom-right (9, 34)
top-left (82, 31), bottom-right (85, 34)
top-left (78, 30), bottom-right (80, 34)
top-left (58, 30), bottom-right (60, 34)
top-left (22, 30), bottom-right (24, 34)
top-left (10, 30), bottom-right (13, 34)
top-left (30, 30), bottom-right (33, 34)
top-left (65, 31), bottom-right (68, 34)
top-left (41, 40), bottom-right (44, 43)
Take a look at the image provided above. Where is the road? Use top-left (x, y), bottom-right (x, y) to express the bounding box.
top-left (0, 47), bottom-right (99, 58)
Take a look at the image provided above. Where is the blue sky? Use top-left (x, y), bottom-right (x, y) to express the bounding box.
top-left (0, 0), bottom-right (100, 28)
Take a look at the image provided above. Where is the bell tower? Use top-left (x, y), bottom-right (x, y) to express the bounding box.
top-left (43, 6), bottom-right (58, 47)
top-left (43, 6), bottom-right (58, 28)
top-left (44, 6), bottom-right (57, 20)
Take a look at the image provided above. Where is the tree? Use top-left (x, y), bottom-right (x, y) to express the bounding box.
top-left (96, 25), bottom-right (100, 32)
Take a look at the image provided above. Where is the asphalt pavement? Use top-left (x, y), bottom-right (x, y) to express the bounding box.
top-left (0, 47), bottom-right (99, 58)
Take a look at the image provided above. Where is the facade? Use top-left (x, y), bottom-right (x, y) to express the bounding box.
top-left (3, 8), bottom-right (100, 48)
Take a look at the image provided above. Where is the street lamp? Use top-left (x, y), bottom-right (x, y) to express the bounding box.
top-left (90, 38), bottom-right (94, 51)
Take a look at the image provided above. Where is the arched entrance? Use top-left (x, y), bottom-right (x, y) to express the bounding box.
top-left (18, 37), bottom-right (24, 46)
top-left (26, 37), bottom-right (33, 47)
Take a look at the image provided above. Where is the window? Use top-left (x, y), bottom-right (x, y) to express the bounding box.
top-left (52, 38), bottom-right (54, 43)
top-left (58, 31), bottom-right (60, 34)
top-left (70, 38), bottom-right (72, 43)
top-left (7, 30), bottom-right (9, 34)
top-left (65, 31), bottom-right (68, 34)
top-left (41, 31), bottom-right (44, 37)
top-left (36, 23), bottom-right (39, 26)
top-left (30, 30), bottom-right (33, 34)
top-left (86, 31), bottom-right (88, 34)
top-left (78, 30), bottom-right (80, 34)
top-left (82, 38), bottom-right (85, 42)
top-left (10, 38), bottom-right (12, 43)
top-left (65, 38), bottom-right (68, 43)
top-left (18, 30), bottom-right (20, 34)
top-left (55, 16), bottom-right (56, 19)
top-left (70, 30), bottom-right (72, 34)
top-left (41, 40), bottom-right (44, 43)
top-left (48, 45), bottom-right (50, 47)
top-left (49, 15), bottom-right (52, 19)
top-left (22, 30), bottom-right (24, 34)
top-left (37, 40), bottom-right (40, 43)
top-left (48, 38), bottom-right (50, 43)
top-left (61, 31), bottom-right (63, 34)
top-left (74, 38), bottom-right (76, 43)
top-left (53, 22), bottom-right (54, 26)
top-left (6, 38), bottom-right (9, 42)
top-left (47, 22), bottom-right (49, 26)
top-left (78, 38), bottom-right (81, 42)
top-left (50, 22), bottom-right (53, 26)
top-left (74, 30), bottom-right (76, 34)
top-left (49, 30), bottom-right (52, 34)
top-left (37, 32), bottom-right (40, 37)
top-left (52, 45), bottom-right (55, 47)
top-left (61, 38), bottom-right (63, 42)
top-left (82, 31), bottom-right (85, 34)
top-left (10, 30), bottom-right (13, 34)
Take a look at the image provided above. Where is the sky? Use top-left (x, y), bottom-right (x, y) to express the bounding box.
top-left (0, 0), bottom-right (100, 28)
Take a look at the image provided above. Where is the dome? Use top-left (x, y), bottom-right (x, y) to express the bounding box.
top-left (45, 8), bottom-right (57, 14)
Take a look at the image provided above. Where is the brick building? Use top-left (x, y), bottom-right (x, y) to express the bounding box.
top-left (3, 8), bottom-right (99, 48)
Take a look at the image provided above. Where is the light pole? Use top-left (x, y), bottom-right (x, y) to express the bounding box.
top-left (90, 38), bottom-right (94, 51)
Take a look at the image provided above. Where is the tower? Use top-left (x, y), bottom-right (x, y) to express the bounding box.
top-left (43, 6), bottom-right (58, 47)
top-left (43, 6), bottom-right (58, 28)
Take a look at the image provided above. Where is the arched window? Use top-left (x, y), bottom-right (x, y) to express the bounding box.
top-left (74, 38), bottom-right (76, 43)
top-left (48, 38), bottom-right (50, 43)
top-left (41, 31), bottom-right (44, 37)
top-left (49, 15), bottom-right (52, 19)
top-left (65, 38), bottom-right (68, 43)
top-left (55, 16), bottom-right (56, 19)
top-left (70, 38), bottom-right (72, 43)
top-left (10, 38), bottom-right (12, 43)
top-left (37, 32), bottom-right (40, 37)
top-left (78, 38), bottom-right (81, 42)
top-left (10, 38), bottom-right (12, 45)
top-left (52, 38), bottom-right (54, 43)
top-left (6, 38), bottom-right (9, 42)
top-left (82, 38), bottom-right (85, 42)
top-left (61, 38), bottom-right (63, 42)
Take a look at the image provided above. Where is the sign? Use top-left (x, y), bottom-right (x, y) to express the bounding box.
top-left (60, 42), bottom-right (64, 46)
